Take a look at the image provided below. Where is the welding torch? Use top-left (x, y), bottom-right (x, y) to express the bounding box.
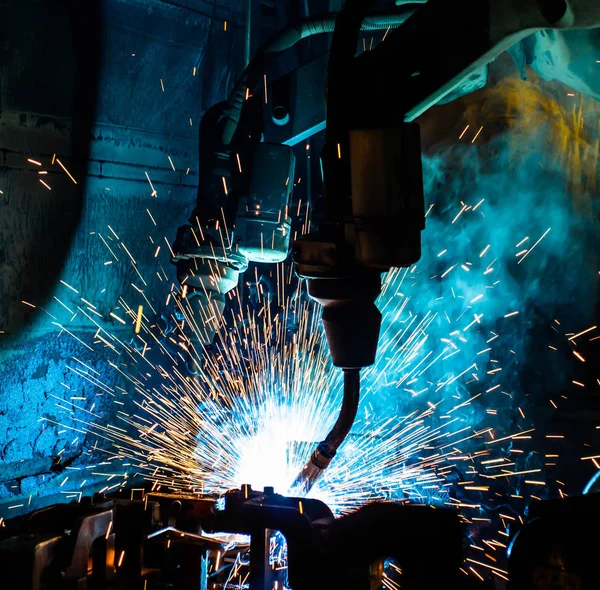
top-left (292, 0), bottom-right (600, 494)
top-left (291, 0), bottom-right (425, 494)
top-left (172, 0), bottom-right (600, 492)
top-left (291, 368), bottom-right (360, 494)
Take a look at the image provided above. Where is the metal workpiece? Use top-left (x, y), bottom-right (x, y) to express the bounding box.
top-left (0, 491), bottom-right (227, 590)
top-left (215, 486), bottom-right (334, 590)
top-left (0, 533), bottom-right (64, 590)
top-left (219, 485), bottom-right (333, 523)
top-left (0, 484), bottom-right (482, 590)
top-left (0, 498), bottom-right (117, 590)
top-left (216, 486), bottom-right (466, 590)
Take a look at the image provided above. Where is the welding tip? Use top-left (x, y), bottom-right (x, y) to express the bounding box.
top-left (290, 445), bottom-right (334, 496)
top-left (291, 368), bottom-right (360, 496)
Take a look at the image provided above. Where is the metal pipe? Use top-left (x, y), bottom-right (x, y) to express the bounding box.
top-left (291, 368), bottom-right (360, 495)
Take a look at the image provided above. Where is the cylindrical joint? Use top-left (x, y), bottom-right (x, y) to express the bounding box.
top-left (307, 274), bottom-right (382, 369)
top-left (234, 143), bottom-right (295, 263)
top-left (349, 124), bottom-right (424, 269)
top-left (290, 455), bottom-right (326, 497)
top-left (311, 446), bottom-right (334, 469)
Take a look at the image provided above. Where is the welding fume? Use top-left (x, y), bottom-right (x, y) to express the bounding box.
top-left (170, 0), bottom-right (600, 586)
top-left (172, 0), bottom-right (600, 496)
top-left (1, 0), bottom-right (600, 588)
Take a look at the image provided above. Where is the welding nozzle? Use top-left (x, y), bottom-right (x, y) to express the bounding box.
top-left (291, 368), bottom-right (360, 495)
top-left (291, 444), bottom-right (334, 496)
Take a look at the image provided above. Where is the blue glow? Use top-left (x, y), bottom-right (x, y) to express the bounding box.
top-left (583, 471), bottom-right (600, 495)
top-left (65, 120), bottom-right (596, 522)
top-left (31, 84), bottom-right (597, 579)
top-left (506, 528), bottom-right (521, 558)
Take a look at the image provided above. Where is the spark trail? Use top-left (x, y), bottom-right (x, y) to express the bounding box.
top-left (38, 115), bottom-right (598, 585)
top-left (54, 196), bottom-right (550, 511)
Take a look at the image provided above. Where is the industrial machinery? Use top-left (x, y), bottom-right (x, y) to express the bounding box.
top-left (0, 485), bottom-right (465, 590)
top-left (3, 483), bottom-right (600, 589)
top-left (171, 0), bottom-right (600, 494)
top-left (2, 0), bottom-right (600, 589)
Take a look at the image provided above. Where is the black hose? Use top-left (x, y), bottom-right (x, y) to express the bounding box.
top-left (268, 12), bottom-right (419, 52)
top-left (291, 368), bottom-right (360, 495)
top-left (326, 0), bottom-right (378, 130)
top-left (323, 0), bottom-right (380, 223)
top-left (320, 368), bottom-right (360, 458)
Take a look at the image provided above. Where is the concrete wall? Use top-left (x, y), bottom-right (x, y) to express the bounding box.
top-left (0, 0), bottom-right (245, 515)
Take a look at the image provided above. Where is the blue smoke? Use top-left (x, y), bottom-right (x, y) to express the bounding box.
top-left (362, 128), bottom-right (596, 431)
top-left (306, 114), bottom-right (600, 526)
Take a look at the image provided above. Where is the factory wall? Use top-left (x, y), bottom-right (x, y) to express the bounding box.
top-left (0, 0), bottom-right (245, 514)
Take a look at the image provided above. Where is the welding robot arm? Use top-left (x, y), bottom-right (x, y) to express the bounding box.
top-left (172, 0), bottom-right (600, 489)
top-left (169, 6), bottom-right (418, 362)
top-left (292, 0), bottom-right (600, 494)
